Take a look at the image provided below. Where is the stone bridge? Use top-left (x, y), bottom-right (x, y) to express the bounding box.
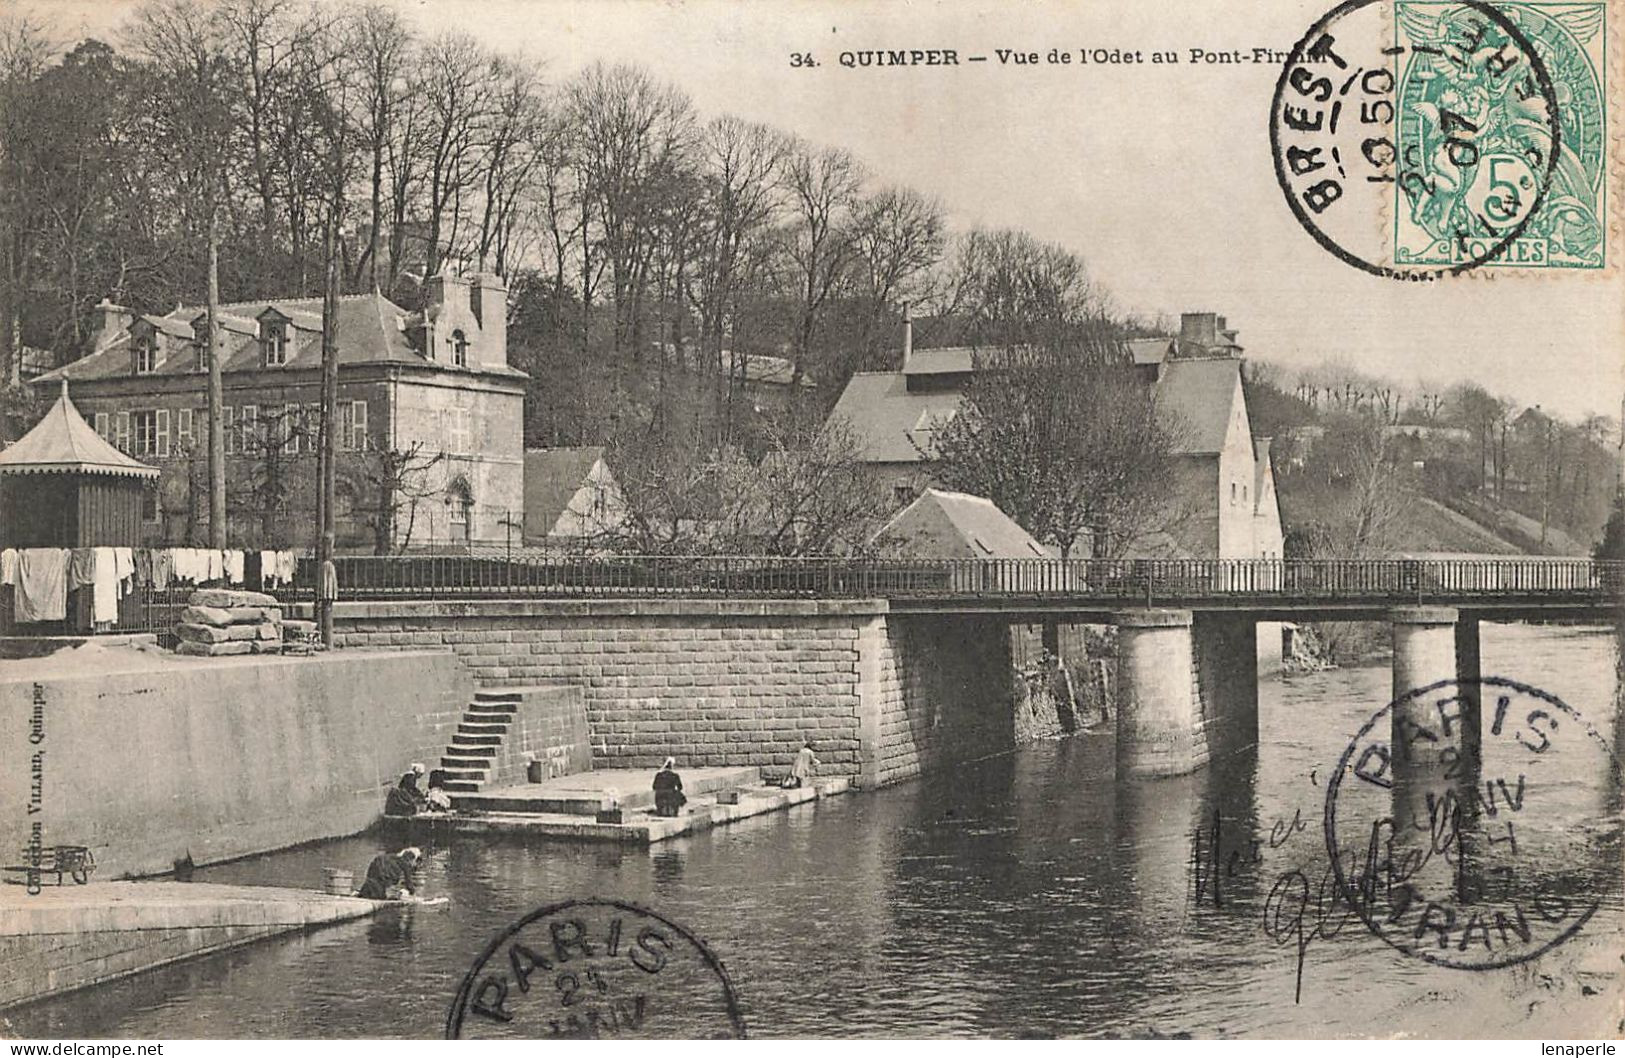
top-left (316, 557), bottom-right (1623, 783)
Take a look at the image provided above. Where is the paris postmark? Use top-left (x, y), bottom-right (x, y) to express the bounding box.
top-left (445, 898), bottom-right (747, 1039)
top-left (1324, 676), bottom-right (1621, 970)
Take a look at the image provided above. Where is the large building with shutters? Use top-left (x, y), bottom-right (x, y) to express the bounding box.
top-left (30, 272), bottom-right (525, 551)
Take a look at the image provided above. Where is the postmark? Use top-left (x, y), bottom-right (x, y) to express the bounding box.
top-left (445, 898), bottom-right (747, 1039)
top-left (1271, 0), bottom-right (1572, 277)
top-left (1324, 676), bottom-right (1621, 969)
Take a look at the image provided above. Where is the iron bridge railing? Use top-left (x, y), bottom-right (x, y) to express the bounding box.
top-left (311, 555), bottom-right (1625, 607)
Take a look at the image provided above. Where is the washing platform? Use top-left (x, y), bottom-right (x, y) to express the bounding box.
top-left (385, 767), bottom-right (851, 845)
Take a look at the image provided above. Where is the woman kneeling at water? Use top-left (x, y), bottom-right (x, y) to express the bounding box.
top-left (358, 846), bottom-right (421, 900)
top-left (652, 758), bottom-right (686, 817)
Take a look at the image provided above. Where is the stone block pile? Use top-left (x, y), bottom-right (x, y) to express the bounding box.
top-left (174, 589), bottom-right (283, 658)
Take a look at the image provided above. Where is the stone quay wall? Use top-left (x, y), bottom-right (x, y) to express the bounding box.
top-left (0, 649), bottom-right (471, 879)
top-left (324, 599), bottom-right (1022, 787)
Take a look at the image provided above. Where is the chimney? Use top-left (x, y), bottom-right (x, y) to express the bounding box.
top-left (471, 272), bottom-right (508, 368)
top-left (902, 313), bottom-right (913, 371)
top-left (90, 298), bottom-right (135, 353)
top-left (1179, 312), bottom-right (1218, 351)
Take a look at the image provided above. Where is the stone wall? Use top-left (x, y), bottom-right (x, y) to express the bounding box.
top-left (326, 600), bottom-right (1020, 789)
top-left (871, 614), bottom-right (1018, 786)
top-left (328, 599), bottom-right (882, 780)
top-left (0, 648), bottom-right (471, 879)
top-left (481, 685), bottom-right (591, 785)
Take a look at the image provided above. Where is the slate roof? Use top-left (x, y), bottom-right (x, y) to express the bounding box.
top-left (826, 372), bottom-right (965, 463)
top-left (1152, 357), bottom-right (1243, 456)
top-left (34, 292), bottom-right (525, 383)
top-left (872, 488), bottom-right (1054, 559)
top-left (0, 383), bottom-right (159, 478)
top-left (902, 347), bottom-right (977, 375)
top-left (830, 356), bottom-right (1244, 463)
top-left (1128, 337), bottom-right (1175, 365)
top-left (524, 447), bottom-right (608, 536)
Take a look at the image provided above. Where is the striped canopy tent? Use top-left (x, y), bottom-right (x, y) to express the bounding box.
top-left (0, 381), bottom-right (158, 548)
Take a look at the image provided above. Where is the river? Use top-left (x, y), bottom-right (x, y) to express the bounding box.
top-left (8, 623), bottom-right (1622, 1038)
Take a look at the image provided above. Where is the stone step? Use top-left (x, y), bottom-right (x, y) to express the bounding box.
top-left (468, 700), bottom-right (517, 715)
top-left (453, 733), bottom-right (503, 748)
top-left (445, 743), bottom-right (496, 757)
top-left (473, 690), bottom-right (523, 703)
top-left (440, 767), bottom-right (487, 784)
top-left (442, 754), bottom-right (492, 771)
top-left (443, 780), bottom-right (481, 793)
top-left (457, 721), bottom-right (510, 737)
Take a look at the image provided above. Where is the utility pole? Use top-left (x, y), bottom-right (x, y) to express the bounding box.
top-left (317, 214), bottom-right (344, 647)
top-left (207, 209), bottom-right (226, 548)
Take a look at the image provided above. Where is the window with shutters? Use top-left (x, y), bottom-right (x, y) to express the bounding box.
top-left (155, 408), bottom-right (170, 457)
top-left (239, 404), bottom-right (257, 453)
top-left (350, 400), bottom-right (368, 450)
top-left (451, 329), bottom-right (469, 367)
top-left (131, 410), bottom-right (157, 456)
top-left (223, 406), bottom-right (236, 455)
top-left (94, 412), bottom-right (109, 440)
top-left (447, 407), bottom-right (472, 454)
top-left (114, 411), bottom-right (130, 452)
top-left (177, 408), bottom-right (193, 448)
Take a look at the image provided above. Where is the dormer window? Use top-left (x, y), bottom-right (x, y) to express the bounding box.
top-left (190, 316), bottom-right (210, 371)
top-left (451, 329), bottom-right (469, 368)
top-left (263, 322), bottom-right (287, 365)
top-left (134, 334), bottom-right (157, 374)
top-left (257, 307), bottom-right (292, 367)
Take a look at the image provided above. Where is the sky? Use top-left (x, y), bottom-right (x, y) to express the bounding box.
top-left (38, 0), bottom-right (1625, 422)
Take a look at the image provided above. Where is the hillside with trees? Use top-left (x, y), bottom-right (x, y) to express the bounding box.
top-left (1244, 360), bottom-right (1621, 559)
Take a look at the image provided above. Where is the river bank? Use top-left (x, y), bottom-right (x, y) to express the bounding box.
top-left (5, 623), bottom-right (1616, 1038)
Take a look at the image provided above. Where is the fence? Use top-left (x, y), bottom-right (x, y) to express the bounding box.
top-left (4, 556), bottom-right (1617, 641)
top-left (319, 554), bottom-right (1625, 607)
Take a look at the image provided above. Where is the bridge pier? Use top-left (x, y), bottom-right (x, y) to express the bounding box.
top-left (1193, 613), bottom-right (1259, 751)
top-left (1115, 609), bottom-right (1207, 777)
top-left (1389, 606), bottom-right (1466, 768)
top-left (1455, 614), bottom-right (1482, 766)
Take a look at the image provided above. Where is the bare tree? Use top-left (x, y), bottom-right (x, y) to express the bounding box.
top-left (358, 442), bottom-right (446, 553)
top-left (568, 61), bottom-right (696, 357)
top-left (844, 185), bottom-right (945, 373)
top-left (418, 31), bottom-right (498, 276)
top-left (343, 2), bottom-right (414, 290)
top-left (929, 317), bottom-right (1188, 560)
top-left (782, 139), bottom-right (862, 384)
top-left (0, 7), bottom-right (54, 399)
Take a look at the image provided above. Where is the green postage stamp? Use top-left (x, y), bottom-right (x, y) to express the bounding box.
top-left (1393, 1), bottom-right (1609, 269)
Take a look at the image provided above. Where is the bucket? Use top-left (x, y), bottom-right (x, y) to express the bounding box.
top-left (526, 760), bottom-right (545, 783)
top-left (323, 867), bottom-right (354, 896)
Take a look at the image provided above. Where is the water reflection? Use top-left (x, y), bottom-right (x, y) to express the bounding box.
top-left (5, 624), bottom-right (1620, 1039)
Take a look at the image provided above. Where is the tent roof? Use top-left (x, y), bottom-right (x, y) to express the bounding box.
top-left (873, 488), bottom-right (1053, 559)
top-left (0, 383), bottom-right (160, 478)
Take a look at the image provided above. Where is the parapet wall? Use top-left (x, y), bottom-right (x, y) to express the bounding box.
top-left (0, 647), bottom-right (471, 879)
top-left (326, 599), bottom-right (1019, 787)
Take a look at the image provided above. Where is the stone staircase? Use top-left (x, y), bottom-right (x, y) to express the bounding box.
top-left (438, 690), bottom-right (521, 793)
